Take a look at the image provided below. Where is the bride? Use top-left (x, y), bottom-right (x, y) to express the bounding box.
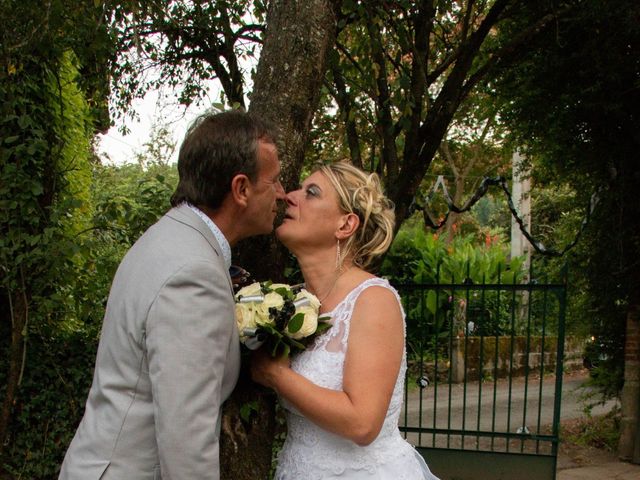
top-left (252, 162), bottom-right (439, 479)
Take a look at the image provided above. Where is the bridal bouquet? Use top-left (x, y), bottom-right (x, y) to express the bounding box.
top-left (235, 281), bottom-right (331, 356)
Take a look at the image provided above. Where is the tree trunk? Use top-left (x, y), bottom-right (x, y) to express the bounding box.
top-left (249, 0), bottom-right (339, 193)
top-left (220, 1), bottom-right (339, 478)
top-left (618, 296), bottom-right (640, 463)
top-left (444, 175), bottom-right (465, 243)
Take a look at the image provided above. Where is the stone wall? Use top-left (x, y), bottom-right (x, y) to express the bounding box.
top-left (448, 335), bottom-right (584, 383)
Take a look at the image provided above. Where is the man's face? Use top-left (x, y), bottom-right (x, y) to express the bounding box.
top-left (245, 140), bottom-right (285, 235)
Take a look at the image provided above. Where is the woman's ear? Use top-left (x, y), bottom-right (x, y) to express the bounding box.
top-left (230, 174), bottom-right (251, 207)
top-left (336, 212), bottom-right (360, 239)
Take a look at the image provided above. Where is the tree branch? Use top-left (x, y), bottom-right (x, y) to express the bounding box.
top-left (328, 56), bottom-right (362, 167)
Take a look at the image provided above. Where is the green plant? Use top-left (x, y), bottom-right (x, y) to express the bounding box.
top-left (563, 408), bottom-right (621, 452)
top-left (382, 219), bottom-right (526, 366)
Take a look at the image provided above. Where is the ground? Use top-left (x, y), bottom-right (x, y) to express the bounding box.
top-left (557, 411), bottom-right (621, 470)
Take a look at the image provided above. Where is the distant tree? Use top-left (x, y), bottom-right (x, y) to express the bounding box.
top-left (493, 0), bottom-right (640, 459)
top-left (322, 1), bottom-right (574, 230)
top-left (434, 95), bottom-right (511, 241)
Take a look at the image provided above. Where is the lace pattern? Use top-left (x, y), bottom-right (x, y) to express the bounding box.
top-left (276, 278), bottom-right (434, 479)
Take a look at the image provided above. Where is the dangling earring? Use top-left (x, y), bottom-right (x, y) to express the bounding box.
top-left (335, 239), bottom-right (341, 270)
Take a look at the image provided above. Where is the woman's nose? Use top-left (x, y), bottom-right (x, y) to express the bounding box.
top-left (285, 191), bottom-right (297, 206)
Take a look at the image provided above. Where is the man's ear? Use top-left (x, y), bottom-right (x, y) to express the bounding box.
top-left (230, 174), bottom-right (251, 207)
top-left (336, 212), bottom-right (360, 240)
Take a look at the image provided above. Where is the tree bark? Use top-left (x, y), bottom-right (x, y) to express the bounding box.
top-left (618, 302), bottom-right (640, 463)
top-left (220, 1), bottom-right (339, 478)
top-left (249, 0), bottom-right (339, 193)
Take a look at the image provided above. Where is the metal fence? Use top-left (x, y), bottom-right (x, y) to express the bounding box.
top-left (397, 267), bottom-right (567, 480)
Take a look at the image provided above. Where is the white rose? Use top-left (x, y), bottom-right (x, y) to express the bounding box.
top-left (254, 291), bottom-right (283, 326)
top-left (235, 302), bottom-right (258, 339)
top-left (235, 282), bottom-right (263, 300)
top-left (285, 305), bottom-right (318, 340)
top-left (295, 289), bottom-right (321, 310)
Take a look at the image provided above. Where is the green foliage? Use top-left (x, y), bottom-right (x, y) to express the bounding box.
top-left (563, 408), bottom-right (621, 453)
top-left (2, 158), bottom-right (177, 477)
top-left (1, 332), bottom-right (97, 478)
top-left (382, 218), bottom-right (526, 344)
top-left (109, 0), bottom-right (267, 114)
top-left (90, 162), bottom-right (177, 246)
top-left (494, 0), bottom-right (640, 399)
top-left (1, 3), bottom-right (112, 470)
top-left (0, 5), bottom-right (176, 464)
top-left (382, 216), bottom-right (524, 286)
top-left (239, 400), bottom-right (260, 424)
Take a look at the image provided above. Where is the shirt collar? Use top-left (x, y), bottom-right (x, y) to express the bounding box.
top-left (187, 204), bottom-right (232, 269)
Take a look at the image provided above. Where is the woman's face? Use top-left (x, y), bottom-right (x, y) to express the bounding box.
top-left (276, 171), bottom-right (344, 250)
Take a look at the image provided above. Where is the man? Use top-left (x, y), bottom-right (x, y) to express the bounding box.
top-left (60, 110), bottom-right (285, 479)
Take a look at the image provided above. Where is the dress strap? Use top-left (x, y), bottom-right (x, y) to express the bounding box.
top-left (336, 277), bottom-right (404, 341)
top-left (344, 277), bottom-right (402, 311)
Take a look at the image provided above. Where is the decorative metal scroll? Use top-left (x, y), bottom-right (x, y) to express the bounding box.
top-left (410, 175), bottom-right (602, 257)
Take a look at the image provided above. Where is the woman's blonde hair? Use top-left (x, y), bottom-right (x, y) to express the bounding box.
top-left (318, 161), bottom-right (395, 270)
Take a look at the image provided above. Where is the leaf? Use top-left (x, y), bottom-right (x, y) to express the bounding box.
top-left (426, 290), bottom-right (438, 315)
top-left (314, 322), bottom-right (332, 334)
top-left (239, 400), bottom-right (259, 423)
top-left (31, 183), bottom-right (44, 195)
top-left (287, 312), bottom-right (304, 333)
top-left (286, 337), bottom-right (306, 350)
top-left (274, 286), bottom-right (293, 299)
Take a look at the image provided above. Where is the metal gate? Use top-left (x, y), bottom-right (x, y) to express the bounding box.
top-left (397, 267), bottom-right (567, 480)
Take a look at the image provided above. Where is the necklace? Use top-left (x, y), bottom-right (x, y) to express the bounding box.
top-left (314, 266), bottom-right (350, 304)
top-left (317, 277), bottom-right (339, 304)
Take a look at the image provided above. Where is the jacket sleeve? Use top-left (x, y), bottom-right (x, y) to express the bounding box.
top-left (146, 260), bottom-right (235, 480)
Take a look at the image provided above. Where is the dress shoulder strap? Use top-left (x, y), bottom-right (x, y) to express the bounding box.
top-left (335, 277), bottom-right (404, 326)
top-left (317, 277), bottom-right (404, 353)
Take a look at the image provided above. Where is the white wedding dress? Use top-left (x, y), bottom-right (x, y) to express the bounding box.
top-left (275, 277), bottom-right (440, 480)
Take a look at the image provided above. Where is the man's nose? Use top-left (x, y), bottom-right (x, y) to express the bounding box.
top-left (275, 181), bottom-right (286, 199)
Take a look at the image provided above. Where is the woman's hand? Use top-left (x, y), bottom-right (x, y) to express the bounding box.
top-left (250, 347), bottom-right (291, 390)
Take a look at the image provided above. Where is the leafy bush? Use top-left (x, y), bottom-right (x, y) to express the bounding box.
top-left (382, 219), bottom-right (526, 365)
top-left (382, 216), bottom-right (524, 286)
top-left (2, 161), bottom-right (177, 478)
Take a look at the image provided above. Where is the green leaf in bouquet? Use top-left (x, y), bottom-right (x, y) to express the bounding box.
top-left (259, 323), bottom-right (283, 338)
top-left (286, 337), bottom-right (306, 351)
top-left (287, 312), bottom-right (305, 333)
top-left (314, 322), bottom-right (332, 334)
top-left (261, 281), bottom-right (273, 294)
top-left (274, 286), bottom-right (294, 300)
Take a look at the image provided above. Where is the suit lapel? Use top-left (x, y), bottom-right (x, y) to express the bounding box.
top-left (166, 204), bottom-right (234, 294)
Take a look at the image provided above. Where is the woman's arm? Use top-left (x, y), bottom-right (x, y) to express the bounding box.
top-left (251, 286), bottom-right (404, 445)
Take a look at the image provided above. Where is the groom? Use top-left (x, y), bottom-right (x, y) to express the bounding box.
top-left (60, 110), bottom-right (285, 479)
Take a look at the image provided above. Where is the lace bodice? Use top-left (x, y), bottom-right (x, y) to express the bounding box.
top-left (275, 278), bottom-right (437, 480)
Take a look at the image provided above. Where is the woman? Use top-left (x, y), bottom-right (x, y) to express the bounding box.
top-left (252, 162), bottom-right (439, 479)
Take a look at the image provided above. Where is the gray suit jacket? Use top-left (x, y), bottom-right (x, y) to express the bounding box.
top-left (60, 204), bottom-right (241, 480)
